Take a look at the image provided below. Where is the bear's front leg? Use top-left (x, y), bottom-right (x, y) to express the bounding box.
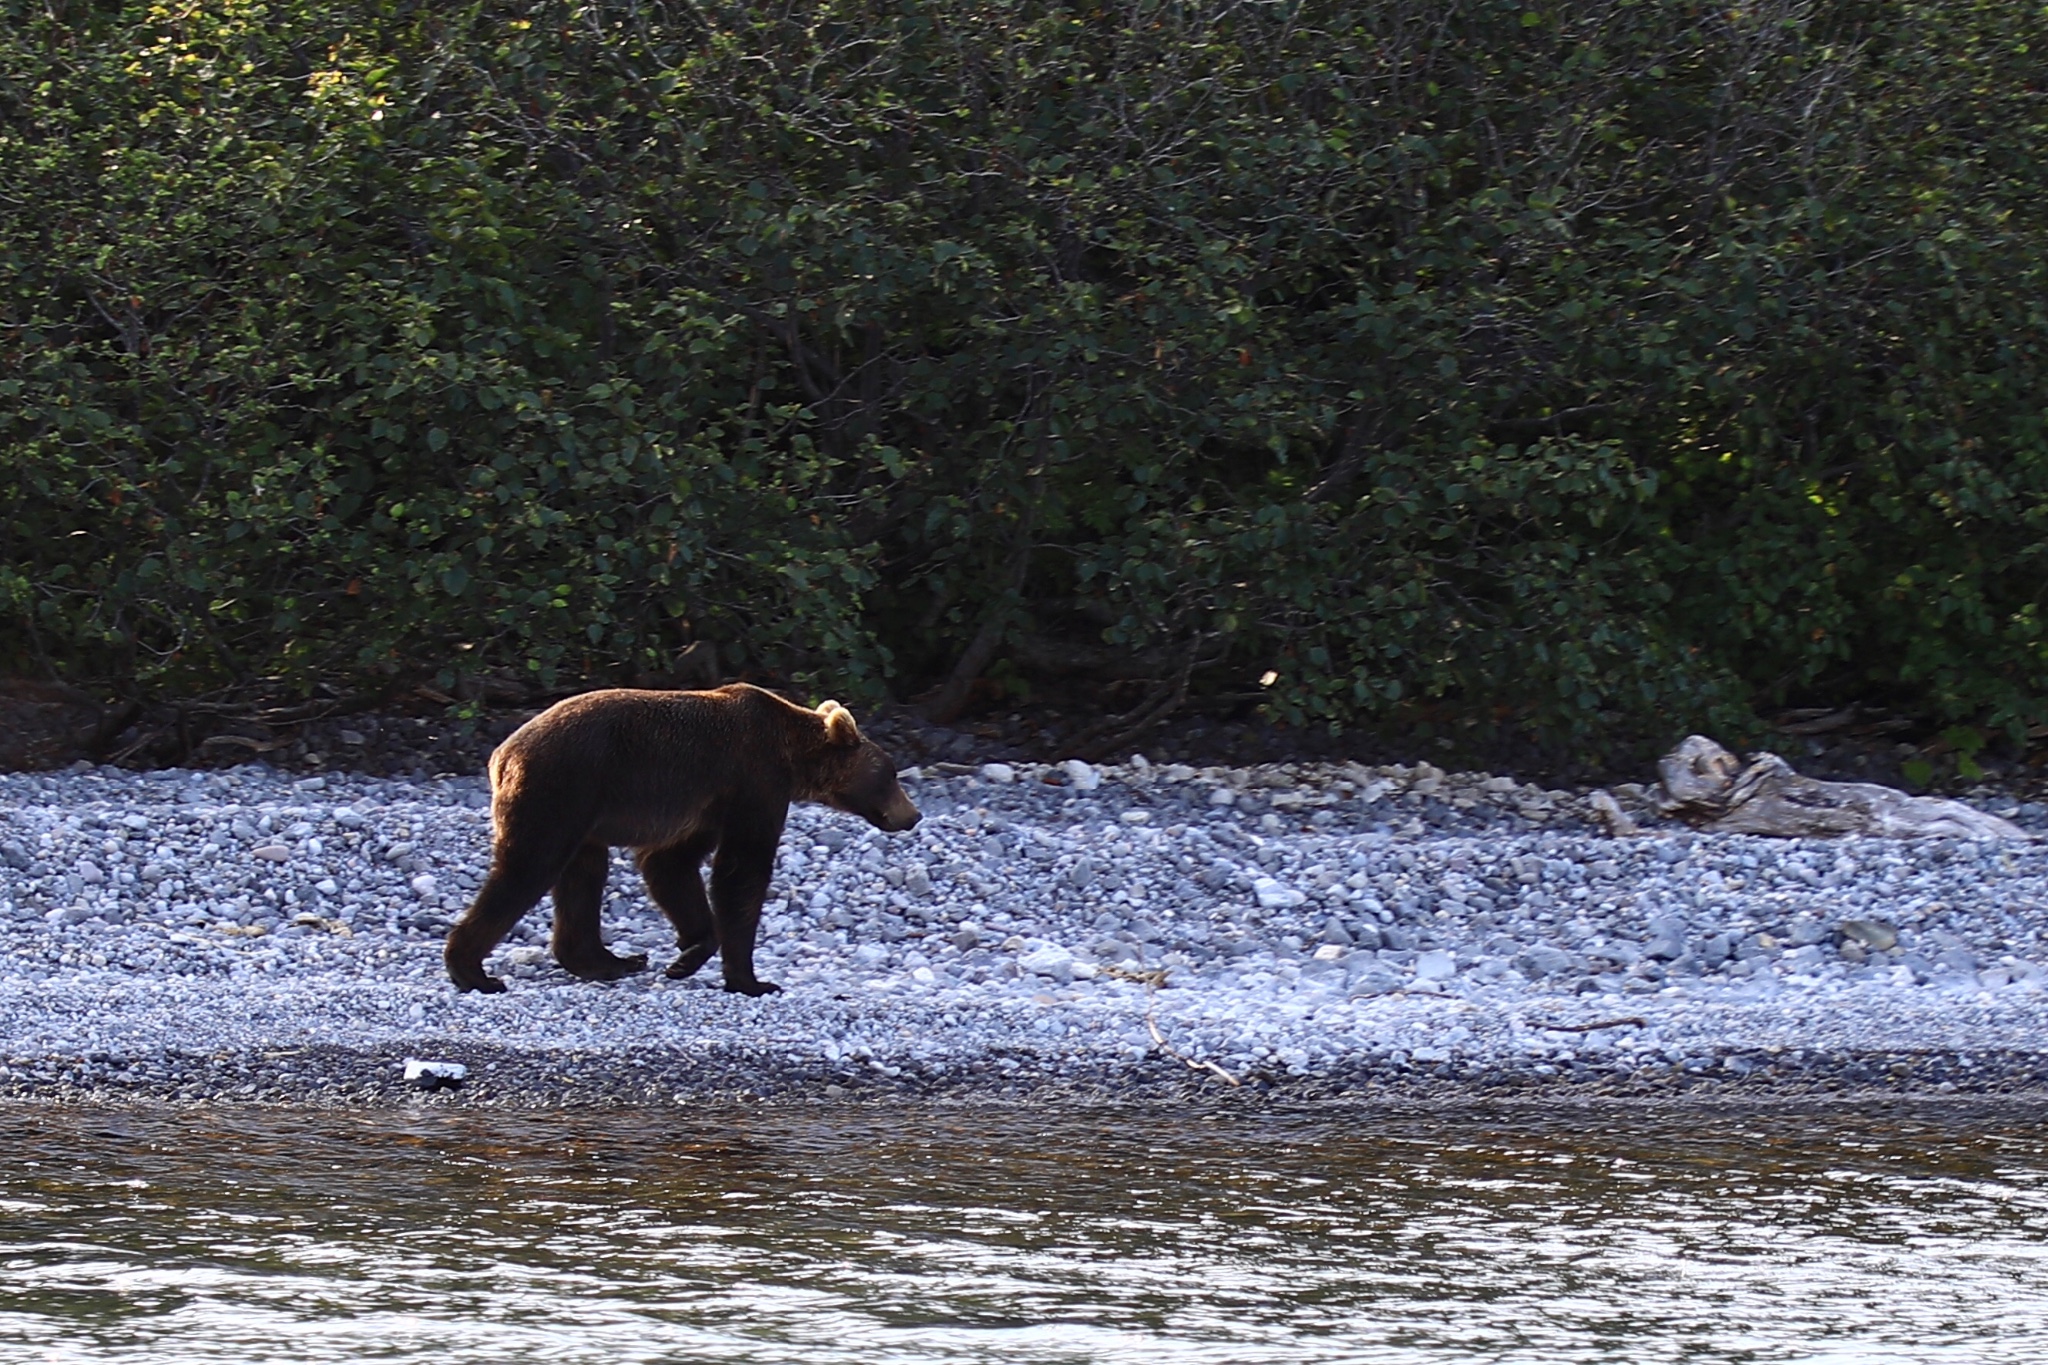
top-left (708, 814), bottom-right (786, 996)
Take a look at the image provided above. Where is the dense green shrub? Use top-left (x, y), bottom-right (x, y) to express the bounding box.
top-left (2, 0), bottom-right (2045, 751)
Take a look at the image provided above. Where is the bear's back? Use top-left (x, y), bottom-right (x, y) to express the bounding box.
top-left (490, 686), bottom-right (797, 848)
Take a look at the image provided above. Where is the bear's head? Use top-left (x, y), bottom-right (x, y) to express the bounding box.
top-left (810, 701), bottom-right (921, 832)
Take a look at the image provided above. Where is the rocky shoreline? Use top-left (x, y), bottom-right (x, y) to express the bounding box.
top-left (11, 1042), bottom-right (2048, 1109)
top-left (4, 756), bottom-right (2046, 1107)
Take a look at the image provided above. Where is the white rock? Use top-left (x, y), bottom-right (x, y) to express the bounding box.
top-left (980, 763), bottom-right (1016, 784)
top-left (1208, 787), bottom-right (1237, 807)
top-left (1253, 877), bottom-right (1306, 909)
top-left (1061, 759), bottom-right (1101, 792)
top-left (402, 1058), bottom-right (467, 1087)
top-left (250, 844), bottom-right (291, 863)
top-left (1312, 943), bottom-right (1345, 961)
top-left (410, 874), bottom-right (439, 897)
top-left (1019, 946), bottom-right (1077, 982)
top-left (1415, 950), bottom-right (1457, 980)
top-left (1120, 810), bottom-right (1152, 824)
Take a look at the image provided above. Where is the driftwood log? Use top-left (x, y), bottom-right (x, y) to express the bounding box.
top-left (1654, 735), bottom-right (2028, 840)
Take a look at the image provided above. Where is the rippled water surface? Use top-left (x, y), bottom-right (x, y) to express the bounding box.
top-left (3, 1100), bottom-right (2046, 1363)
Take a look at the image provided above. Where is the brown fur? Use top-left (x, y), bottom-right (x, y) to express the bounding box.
top-left (444, 683), bottom-right (919, 994)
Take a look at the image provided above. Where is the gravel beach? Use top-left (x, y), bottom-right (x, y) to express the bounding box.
top-left (4, 755), bottom-right (2048, 1106)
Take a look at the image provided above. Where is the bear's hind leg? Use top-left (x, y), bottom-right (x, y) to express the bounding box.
top-left (639, 836), bottom-right (718, 981)
top-left (550, 842), bottom-right (649, 983)
top-left (446, 846), bottom-right (565, 993)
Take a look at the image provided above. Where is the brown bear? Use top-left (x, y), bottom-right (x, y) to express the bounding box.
top-left (443, 684), bottom-right (920, 995)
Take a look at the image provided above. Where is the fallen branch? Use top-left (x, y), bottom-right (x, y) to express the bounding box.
top-left (1105, 964), bottom-right (1240, 1086)
top-left (1655, 734), bottom-right (2028, 840)
top-left (195, 733), bottom-right (277, 753)
top-left (1145, 1012), bottom-right (1242, 1087)
top-left (1530, 1016), bottom-right (1647, 1032)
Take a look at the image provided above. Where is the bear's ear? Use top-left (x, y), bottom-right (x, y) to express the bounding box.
top-left (817, 700), bottom-right (861, 746)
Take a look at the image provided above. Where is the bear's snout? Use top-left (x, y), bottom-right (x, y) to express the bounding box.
top-left (872, 794), bottom-right (921, 832)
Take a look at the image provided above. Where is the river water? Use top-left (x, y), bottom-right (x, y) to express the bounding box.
top-left (2, 1100), bottom-right (2044, 1363)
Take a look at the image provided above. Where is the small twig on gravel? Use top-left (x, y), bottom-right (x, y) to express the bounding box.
top-left (1105, 964), bottom-right (1241, 1086)
top-left (1146, 1012), bottom-right (1242, 1087)
top-left (1530, 1016), bottom-right (1648, 1032)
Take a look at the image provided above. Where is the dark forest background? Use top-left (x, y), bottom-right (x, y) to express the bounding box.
top-left (3, 0), bottom-right (2045, 768)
